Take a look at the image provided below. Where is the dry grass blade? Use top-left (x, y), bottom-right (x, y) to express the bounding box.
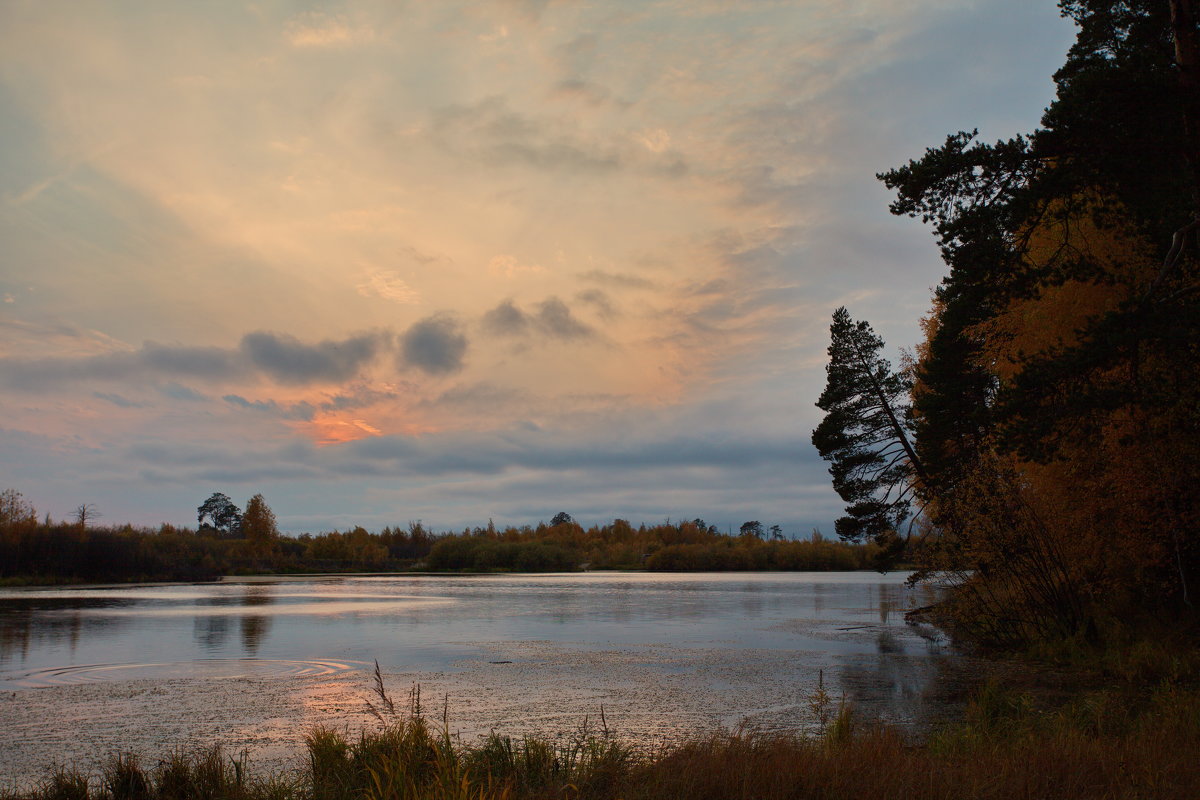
top-left (364, 660), bottom-right (397, 724)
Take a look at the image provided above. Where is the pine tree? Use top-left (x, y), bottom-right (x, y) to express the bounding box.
top-left (812, 308), bottom-right (926, 559)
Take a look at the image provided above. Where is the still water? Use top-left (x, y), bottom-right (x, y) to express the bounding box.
top-left (0, 572), bottom-right (965, 785)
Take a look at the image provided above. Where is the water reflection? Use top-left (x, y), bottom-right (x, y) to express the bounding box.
top-left (194, 615), bottom-right (229, 651)
top-left (740, 582), bottom-right (765, 617)
top-left (238, 586), bottom-right (274, 654)
top-left (0, 595), bottom-right (130, 665)
top-left (0, 573), bottom-right (959, 719)
top-left (0, 570), bottom-right (991, 788)
top-left (240, 616), bottom-right (269, 653)
top-left (875, 629), bottom-right (903, 654)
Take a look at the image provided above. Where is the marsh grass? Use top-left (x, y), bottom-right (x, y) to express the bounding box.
top-left (5, 675), bottom-right (1199, 800)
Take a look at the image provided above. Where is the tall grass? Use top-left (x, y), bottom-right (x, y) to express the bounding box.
top-left (6, 678), bottom-right (1199, 800)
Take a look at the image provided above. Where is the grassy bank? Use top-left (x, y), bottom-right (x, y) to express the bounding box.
top-left (7, 671), bottom-right (1199, 800)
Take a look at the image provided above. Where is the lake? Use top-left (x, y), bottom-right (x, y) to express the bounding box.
top-left (0, 571), bottom-right (969, 787)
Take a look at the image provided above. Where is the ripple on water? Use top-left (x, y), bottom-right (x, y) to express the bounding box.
top-left (12, 658), bottom-right (370, 688)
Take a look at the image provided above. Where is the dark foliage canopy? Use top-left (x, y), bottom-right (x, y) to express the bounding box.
top-left (197, 492), bottom-right (242, 537)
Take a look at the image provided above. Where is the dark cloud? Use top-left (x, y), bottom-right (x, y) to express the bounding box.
top-left (481, 297), bottom-right (593, 341)
top-left (222, 393), bottom-right (272, 412)
top-left (142, 342), bottom-right (241, 378)
top-left (0, 344), bottom-right (240, 390)
top-left (240, 331), bottom-right (383, 385)
top-left (481, 299), bottom-right (530, 336)
top-left (0, 351), bottom-right (132, 388)
top-left (158, 382), bottom-right (208, 402)
top-left (400, 315), bottom-right (467, 374)
top-left (319, 386), bottom-right (404, 412)
top-left (0, 330), bottom-right (386, 390)
top-left (575, 288), bottom-right (617, 319)
top-left (222, 394), bottom-right (316, 421)
top-left (534, 297), bottom-right (592, 340)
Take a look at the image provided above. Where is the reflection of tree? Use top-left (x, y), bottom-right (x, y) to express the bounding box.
top-left (875, 630), bottom-right (902, 654)
top-left (238, 585), bottom-right (274, 654)
top-left (0, 597), bottom-right (127, 665)
top-left (810, 583), bottom-right (825, 616)
top-left (193, 616), bottom-right (229, 651)
top-left (740, 583), bottom-right (765, 617)
top-left (240, 615), bottom-right (270, 654)
top-left (836, 649), bottom-right (930, 731)
top-left (0, 609), bottom-right (32, 663)
top-left (241, 586), bottom-right (273, 606)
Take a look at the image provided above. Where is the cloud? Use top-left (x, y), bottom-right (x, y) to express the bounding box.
top-left (428, 94), bottom-right (687, 178)
top-left (481, 297), bottom-right (593, 341)
top-left (337, 427), bottom-right (816, 479)
top-left (222, 394), bottom-right (316, 421)
top-left (319, 386), bottom-right (405, 412)
top-left (575, 289), bottom-right (617, 319)
top-left (487, 254), bottom-right (545, 279)
top-left (0, 331), bottom-right (385, 390)
top-left (159, 383), bottom-right (208, 402)
top-left (356, 270), bottom-right (420, 304)
top-left (422, 382), bottom-right (529, 415)
top-left (400, 315), bottom-right (468, 375)
top-left (239, 331), bottom-right (385, 386)
top-left (0, 350), bottom-right (164, 390)
top-left (142, 342), bottom-right (242, 379)
top-left (578, 269), bottom-right (655, 290)
top-left (93, 392), bottom-right (145, 409)
top-left (637, 128), bottom-right (672, 154)
top-left (551, 79), bottom-right (623, 107)
top-left (0, 318), bottom-right (133, 359)
top-left (477, 24), bottom-right (509, 44)
top-left (433, 97), bottom-right (622, 174)
top-left (223, 394), bottom-right (280, 413)
top-left (481, 299), bottom-right (530, 336)
top-left (533, 297), bottom-right (592, 340)
top-left (284, 12), bottom-right (374, 48)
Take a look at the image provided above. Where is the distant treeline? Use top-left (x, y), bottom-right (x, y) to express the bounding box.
top-left (425, 517), bottom-right (880, 572)
top-left (0, 490), bottom-right (880, 583)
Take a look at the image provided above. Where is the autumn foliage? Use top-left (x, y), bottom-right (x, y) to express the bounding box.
top-left (877, 1), bottom-right (1200, 648)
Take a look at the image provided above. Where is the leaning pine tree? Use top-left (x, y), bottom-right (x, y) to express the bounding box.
top-left (812, 307), bottom-right (927, 569)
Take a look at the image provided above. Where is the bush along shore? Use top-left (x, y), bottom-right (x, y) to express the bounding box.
top-left (6, 660), bottom-right (1200, 800)
top-left (0, 489), bottom-right (888, 584)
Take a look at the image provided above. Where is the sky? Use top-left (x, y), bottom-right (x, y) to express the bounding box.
top-left (0, 0), bottom-right (1077, 535)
